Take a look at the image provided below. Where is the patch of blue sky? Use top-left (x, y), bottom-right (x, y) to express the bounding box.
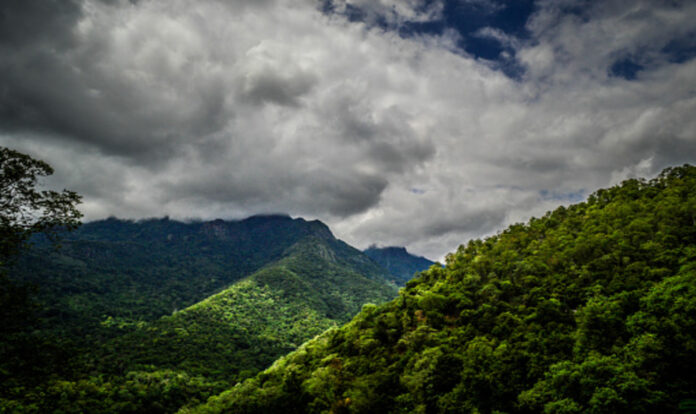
top-left (400, 0), bottom-right (535, 58)
top-left (609, 33), bottom-right (696, 81)
top-left (609, 58), bottom-right (644, 81)
top-left (321, 0), bottom-right (535, 78)
top-left (661, 34), bottom-right (696, 64)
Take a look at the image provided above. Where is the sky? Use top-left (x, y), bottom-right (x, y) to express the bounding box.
top-left (1, 0), bottom-right (695, 261)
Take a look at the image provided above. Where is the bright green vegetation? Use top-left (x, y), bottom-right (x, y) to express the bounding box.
top-left (1, 215), bottom-right (397, 413)
top-left (88, 235), bottom-right (397, 383)
top-left (190, 165), bottom-right (696, 414)
top-left (364, 245), bottom-right (436, 285)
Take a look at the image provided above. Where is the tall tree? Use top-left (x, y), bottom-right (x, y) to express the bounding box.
top-left (0, 146), bottom-right (82, 393)
top-left (0, 146), bottom-right (82, 261)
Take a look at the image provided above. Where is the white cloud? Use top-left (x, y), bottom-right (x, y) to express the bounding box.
top-left (329, 0), bottom-right (445, 25)
top-left (474, 26), bottom-right (520, 49)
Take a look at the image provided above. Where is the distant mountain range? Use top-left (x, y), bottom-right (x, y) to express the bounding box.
top-left (364, 245), bottom-right (436, 285)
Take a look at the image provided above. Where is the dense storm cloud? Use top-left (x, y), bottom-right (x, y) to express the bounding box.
top-left (1, 0), bottom-right (695, 260)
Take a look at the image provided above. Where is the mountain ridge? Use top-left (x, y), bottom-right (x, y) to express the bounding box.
top-left (13, 214), bottom-right (349, 327)
top-left (363, 245), bottom-right (436, 285)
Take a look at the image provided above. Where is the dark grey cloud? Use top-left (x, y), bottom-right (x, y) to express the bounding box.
top-left (421, 208), bottom-right (507, 239)
top-left (0, 0), bottom-right (82, 48)
top-left (0, 0), bottom-right (232, 164)
top-left (159, 161), bottom-right (388, 217)
top-left (0, 0), bottom-right (84, 141)
top-left (308, 171), bottom-right (389, 216)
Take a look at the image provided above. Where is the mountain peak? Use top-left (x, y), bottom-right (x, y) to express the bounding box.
top-left (305, 219), bottom-right (334, 240)
top-left (364, 245), bottom-right (435, 285)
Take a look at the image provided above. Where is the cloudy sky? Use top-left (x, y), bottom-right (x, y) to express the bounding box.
top-left (1, 0), bottom-right (695, 260)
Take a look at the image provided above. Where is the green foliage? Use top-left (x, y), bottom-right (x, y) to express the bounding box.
top-left (192, 165), bottom-right (696, 414)
top-left (1, 370), bottom-right (225, 413)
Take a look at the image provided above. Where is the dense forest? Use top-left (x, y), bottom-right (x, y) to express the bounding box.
top-left (187, 165), bottom-right (696, 413)
top-left (1, 214), bottom-right (412, 412)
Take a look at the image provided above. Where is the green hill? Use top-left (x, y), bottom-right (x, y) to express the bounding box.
top-left (1, 215), bottom-right (398, 412)
top-left (364, 245), bottom-right (436, 285)
top-left (190, 165), bottom-right (696, 414)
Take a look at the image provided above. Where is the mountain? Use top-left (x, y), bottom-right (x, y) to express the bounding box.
top-left (190, 165), bottom-right (696, 414)
top-left (2, 215), bottom-right (398, 412)
top-left (364, 245), bottom-right (435, 285)
top-left (8, 214), bottom-right (378, 340)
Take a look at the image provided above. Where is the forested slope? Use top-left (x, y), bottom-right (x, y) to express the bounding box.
top-left (191, 165), bottom-right (696, 414)
top-left (88, 234), bottom-right (397, 384)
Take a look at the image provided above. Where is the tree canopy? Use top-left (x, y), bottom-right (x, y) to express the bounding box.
top-left (0, 146), bottom-right (82, 260)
